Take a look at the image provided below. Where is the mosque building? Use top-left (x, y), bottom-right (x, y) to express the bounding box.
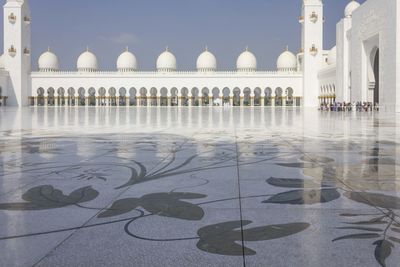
top-left (0, 0), bottom-right (399, 112)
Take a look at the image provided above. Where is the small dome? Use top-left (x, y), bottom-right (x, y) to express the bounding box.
top-left (0, 55), bottom-right (5, 69)
top-left (277, 48), bottom-right (297, 72)
top-left (117, 48), bottom-right (138, 72)
top-left (327, 46), bottom-right (337, 65)
top-left (77, 48), bottom-right (98, 72)
top-left (237, 48), bottom-right (257, 72)
top-left (197, 48), bottom-right (217, 72)
top-left (38, 49), bottom-right (59, 72)
top-left (345, 0), bottom-right (361, 18)
top-left (157, 48), bottom-right (176, 72)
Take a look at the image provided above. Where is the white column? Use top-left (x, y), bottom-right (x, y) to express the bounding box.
top-left (250, 93), bottom-right (255, 106)
top-left (229, 93), bottom-right (233, 106)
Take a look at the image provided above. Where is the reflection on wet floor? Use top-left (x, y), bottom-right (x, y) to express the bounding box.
top-left (0, 107), bottom-right (399, 267)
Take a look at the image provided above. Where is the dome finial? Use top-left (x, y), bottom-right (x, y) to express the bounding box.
top-left (86, 46), bottom-right (89, 52)
top-left (125, 46), bottom-right (129, 52)
top-left (205, 45), bottom-right (208, 52)
top-left (166, 46), bottom-right (169, 52)
top-left (286, 45), bottom-right (289, 51)
top-left (47, 46), bottom-right (51, 52)
top-left (246, 46), bottom-right (249, 52)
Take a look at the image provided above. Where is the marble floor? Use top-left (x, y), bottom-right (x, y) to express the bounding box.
top-left (0, 107), bottom-right (399, 267)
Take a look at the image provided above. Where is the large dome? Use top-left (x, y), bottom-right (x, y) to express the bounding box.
top-left (277, 48), bottom-right (297, 72)
top-left (327, 46), bottom-right (337, 65)
top-left (117, 48), bottom-right (138, 72)
top-left (345, 0), bottom-right (361, 18)
top-left (77, 49), bottom-right (98, 72)
top-left (38, 49), bottom-right (59, 72)
top-left (197, 48), bottom-right (217, 72)
top-left (236, 48), bottom-right (257, 72)
top-left (157, 48), bottom-right (176, 72)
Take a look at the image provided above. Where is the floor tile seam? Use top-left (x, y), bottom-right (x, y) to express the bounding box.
top-left (233, 127), bottom-right (247, 267)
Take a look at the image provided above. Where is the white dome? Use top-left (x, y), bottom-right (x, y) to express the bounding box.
top-left (38, 49), bottom-right (59, 72)
top-left (77, 49), bottom-right (98, 72)
top-left (0, 55), bottom-right (5, 69)
top-left (236, 49), bottom-right (257, 72)
top-left (277, 48), bottom-right (297, 72)
top-left (345, 0), bottom-right (361, 18)
top-left (327, 46), bottom-right (337, 65)
top-left (157, 48), bottom-right (176, 72)
top-left (197, 48), bottom-right (217, 72)
top-left (117, 49), bottom-right (138, 72)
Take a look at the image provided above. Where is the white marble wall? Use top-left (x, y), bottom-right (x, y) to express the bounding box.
top-left (335, 18), bottom-right (352, 103)
top-left (351, 0), bottom-right (400, 112)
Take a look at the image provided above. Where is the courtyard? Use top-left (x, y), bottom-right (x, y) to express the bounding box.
top-left (0, 107), bottom-right (399, 267)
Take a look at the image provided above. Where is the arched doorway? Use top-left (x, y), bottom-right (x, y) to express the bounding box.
top-left (109, 87), bottom-right (117, 106)
top-left (160, 87), bottom-right (168, 106)
top-left (140, 87), bottom-right (147, 106)
top-left (67, 87), bottom-right (75, 106)
top-left (88, 87), bottom-right (96, 106)
top-left (286, 87), bottom-right (294, 106)
top-left (129, 87), bottom-right (137, 106)
top-left (243, 88), bottom-right (251, 106)
top-left (37, 87), bottom-right (45, 106)
top-left (212, 87), bottom-right (220, 106)
top-left (119, 88), bottom-right (127, 106)
top-left (47, 87), bottom-right (55, 106)
top-left (233, 87), bottom-right (241, 106)
top-left (99, 87), bottom-right (106, 106)
top-left (264, 87), bottom-right (272, 106)
top-left (78, 87), bottom-right (86, 106)
top-left (171, 87), bottom-right (178, 106)
top-left (191, 87), bottom-right (199, 106)
top-left (254, 88), bottom-right (261, 106)
top-left (202, 87), bottom-right (210, 106)
top-left (275, 87), bottom-right (283, 106)
top-left (57, 87), bottom-right (65, 106)
top-left (150, 87), bottom-right (158, 106)
top-left (222, 87), bottom-right (230, 106)
top-left (372, 49), bottom-right (379, 106)
top-left (181, 87), bottom-right (189, 106)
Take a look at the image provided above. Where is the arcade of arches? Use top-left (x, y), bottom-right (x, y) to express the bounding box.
top-left (30, 87), bottom-right (302, 107)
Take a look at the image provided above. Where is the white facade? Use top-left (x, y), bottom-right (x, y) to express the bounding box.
top-left (0, 0), bottom-right (399, 111)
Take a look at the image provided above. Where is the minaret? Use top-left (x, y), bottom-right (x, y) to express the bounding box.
top-left (4, 0), bottom-right (31, 107)
top-left (301, 0), bottom-right (323, 107)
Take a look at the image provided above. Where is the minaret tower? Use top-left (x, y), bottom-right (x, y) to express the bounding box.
top-left (301, 0), bottom-right (323, 107)
top-left (4, 0), bottom-right (31, 107)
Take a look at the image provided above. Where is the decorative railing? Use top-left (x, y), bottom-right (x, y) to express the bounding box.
top-left (31, 70), bottom-right (303, 77)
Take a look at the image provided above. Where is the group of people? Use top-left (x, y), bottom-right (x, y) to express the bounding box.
top-left (319, 102), bottom-right (379, 112)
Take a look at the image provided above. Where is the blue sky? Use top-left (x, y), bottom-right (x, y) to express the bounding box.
top-left (2, 0), bottom-right (365, 71)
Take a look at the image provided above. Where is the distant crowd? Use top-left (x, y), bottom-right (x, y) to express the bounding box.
top-left (319, 102), bottom-right (379, 112)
